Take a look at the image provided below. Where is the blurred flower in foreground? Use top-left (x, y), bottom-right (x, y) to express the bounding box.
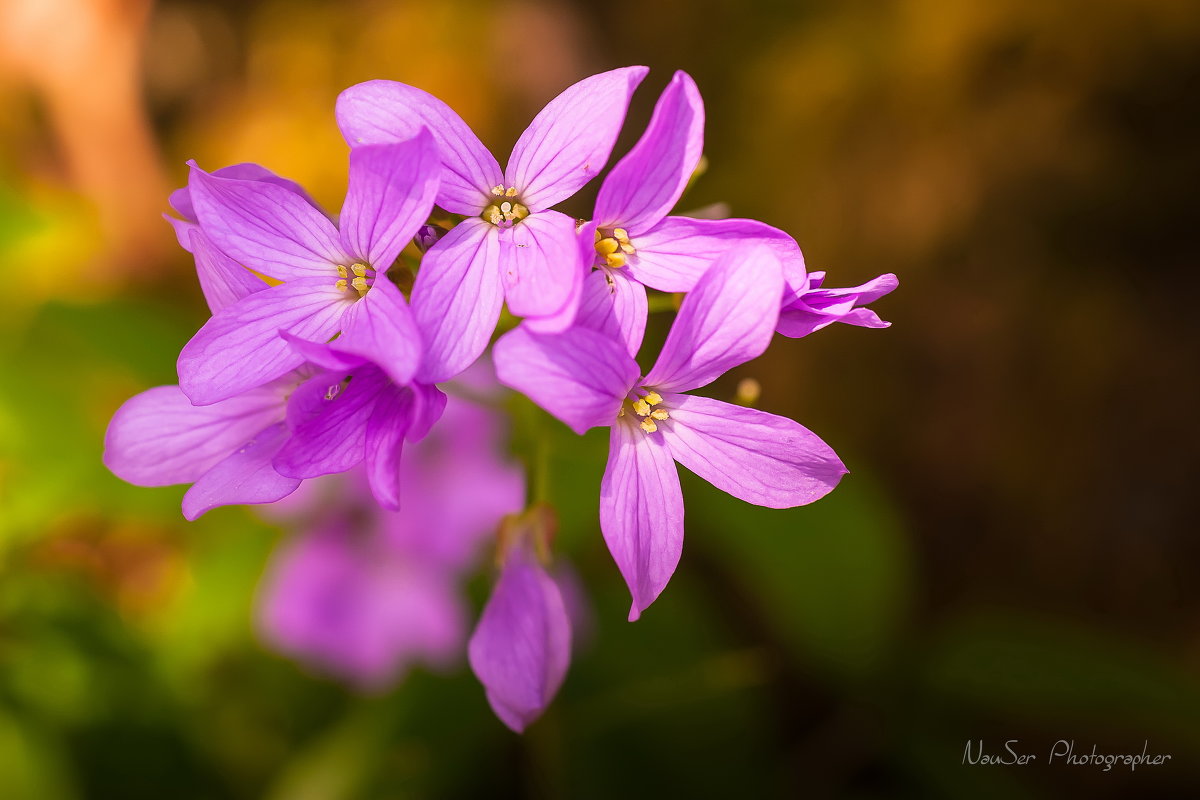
top-left (256, 392), bottom-right (524, 688)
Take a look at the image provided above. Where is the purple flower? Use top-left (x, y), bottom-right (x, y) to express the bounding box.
top-left (176, 131), bottom-right (440, 405)
top-left (258, 518), bottom-right (468, 690)
top-left (569, 71), bottom-right (805, 355)
top-left (258, 394), bottom-right (525, 689)
top-left (164, 163), bottom-right (316, 314)
top-left (468, 518), bottom-right (572, 733)
top-left (271, 334), bottom-right (447, 511)
top-left (336, 66), bottom-right (648, 382)
top-left (104, 371), bottom-right (309, 519)
top-left (777, 270), bottom-right (899, 338)
top-left (493, 245), bottom-right (847, 620)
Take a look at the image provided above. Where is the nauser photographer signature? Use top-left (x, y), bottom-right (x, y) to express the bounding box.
top-left (962, 740), bottom-right (1172, 772)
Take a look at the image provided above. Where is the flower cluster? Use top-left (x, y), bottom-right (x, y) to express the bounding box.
top-left (104, 67), bottom-right (895, 732)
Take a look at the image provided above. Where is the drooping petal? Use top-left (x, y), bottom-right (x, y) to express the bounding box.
top-left (573, 266), bottom-right (648, 357)
top-left (411, 219), bottom-right (504, 384)
top-left (600, 422), bottom-right (685, 621)
top-left (364, 383), bottom-right (414, 511)
top-left (273, 368), bottom-right (387, 479)
top-left (336, 80), bottom-right (502, 214)
top-left (187, 163), bottom-right (348, 281)
top-left (658, 394), bottom-right (846, 508)
top-left (505, 66), bottom-right (649, 210)
top-left (178, 277), bottom-right (351, 405)
top-left (181, 422), bottom-right (300, 520)
top-left (595, 70), bottom-right (704, 234)
top-left (335, 278), bottom-right (422, 386)
top-left (493, 326), bottom-right (637, 435)
top-left (104, 384), bottom-right (285, 487)
top-left (339, 132), bottom-right (440, 271)
top-left (499, 210), bottom-right (581, 320)
top-left (468, 546), bottom-right (572, 733)
top-left (643, 244), bottom-right (783, 393)
top-left (406, 382), bottom-right (447, 443)
top-left (189, 228), bottom-right (267, 314)
top-left (279, 332), bottom-right (365, 374)
top-left (629, 217), bottom-right (805, 293)
top-left (776, 272), bottom-right (898, 338)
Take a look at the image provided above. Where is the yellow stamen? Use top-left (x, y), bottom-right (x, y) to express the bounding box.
top-left (632, 399), bottom-right (652, 417)
top-left (605, 252), bottom-right (627, 268)
top-left (351, 263), bottom-right (368, 277)
top-left (595, 238), bottom-right (620, 256)
top-left (594, 228), bottom-right (602, 242)
top-left (613, 228), bottom-right (630, 243)
top-left (336, 264), bottom-right (348, 278)
top-left (650, 409), bottom-right (669, 421)
top-left (643, 391), bottom-right (663, 405)
top-left (491, 185), bottom-right (504, 196)
top-left (335, 279), bottom-right (348, 292)
top-left (351, 276), bottom-right (368, 293)
top-left (618, 406), bottom-right (625, 417)
top-left (640, 418), bottom-right (658, 434)
top-left (505, 187), bottom-right (518, 197)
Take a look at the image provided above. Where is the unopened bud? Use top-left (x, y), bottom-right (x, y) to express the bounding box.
top-left (415, 224), bottom-right (443, 253)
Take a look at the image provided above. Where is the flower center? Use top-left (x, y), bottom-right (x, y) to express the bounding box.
top-left (594, 227), bottom-right (635, 268)
top-left (618, 389), bottom-right (669, 434)
top-left (334, 262), bottom-right (375, 297)
top-left (482, 185), bottom-right (530, 227)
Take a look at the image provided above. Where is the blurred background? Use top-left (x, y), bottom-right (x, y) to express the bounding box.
top-left (2, 0), bottom-right (1199, 797)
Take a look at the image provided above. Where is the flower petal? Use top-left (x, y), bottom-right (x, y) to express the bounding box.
top-left (339, 132), bottom-right (440, 271)
top-left (505, 66), bottom-right (649, 210)
top-left (105, 384), bottom-right (284, 487)
top-left (273, 368), bottom-right (389, 479)
top-left (405, 382), bottom-right (447, 443)
top-left (658, 395), bottom-right (846, 508)
top-left (336, 80), bottom-right (502, 214)
top-left (777, 273), bottom-right (898, 338)
top-left (595, 70), bottom-right (704, 233)
top-left (336, 278), bottom-right (422, 386)
top-left (188, 163), bottom-right (347, 281)
top-left (644, 244), bottom-right (783, 393)
top-left (364, 384), bottom-right (415, 511)
top-left (178, 277), bottom-right (350, 405)
top-left (629, 217), bottom-right (805, 293)
top-left (411, 219), bottom-right (504, 383)
top-left (189, 227), bottom-right (267, 314)
top-left (500, 210), bottom-right (581, 321)
top-left (182, 422), bottom-right (301, 520)
top-left (468, 546), bottom-right (571, 733)
top-left (574, 266), bottom-right (648, 357)
top-left (171, 162), bottom-right (320, 221)
top-left (493, 326), bottom-right (637, 435)
top-left (600, 422), bottom-right (684, 621)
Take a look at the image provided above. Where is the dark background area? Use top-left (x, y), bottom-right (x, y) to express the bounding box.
top-left (1, 0), bottom-right (1198, 796)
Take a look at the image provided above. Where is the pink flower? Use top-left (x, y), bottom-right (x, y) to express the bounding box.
top-left (336, 67), bottom-right (648, 381)
top-left (494, 245), bottom-right (847, 620)
top-left (176, 131), bottom-right (440, 405)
